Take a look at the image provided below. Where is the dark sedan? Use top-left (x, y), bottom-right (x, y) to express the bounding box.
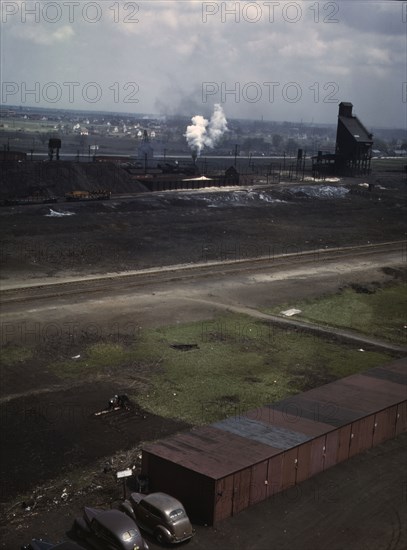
top-left (73, 507), bottom-right (149, 550)
top-left (121, 492), bottom-right (195, 544)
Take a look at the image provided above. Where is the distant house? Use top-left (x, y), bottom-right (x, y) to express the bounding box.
top-left (224, 165), bottom-right (239, 185)
top-left (335, 102), bottom-right (373, 175)
top-left (138, 130), bottom-right (154, 163)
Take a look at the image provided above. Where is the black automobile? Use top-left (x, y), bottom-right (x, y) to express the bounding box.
top-left (21, 542), bottom-right (85, 550)
top-left (73, 507), bottom-right (149, 550)
top-left (120, 492), bottom-right (195, 544)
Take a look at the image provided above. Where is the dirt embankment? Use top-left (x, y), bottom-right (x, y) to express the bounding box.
top-left (0, 160), bottom-right (149, 198)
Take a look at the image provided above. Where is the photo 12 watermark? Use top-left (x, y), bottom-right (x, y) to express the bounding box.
top-left (2, 81), bottom-right (140, 105)
top-left (1, 320), bottom-right (142, 346)
top-left (1, 1), bottom-right (141, 24)
top-left (201, 2), bottom-right (340, 24)
top-left (202, 81), bottom-right (340, 105)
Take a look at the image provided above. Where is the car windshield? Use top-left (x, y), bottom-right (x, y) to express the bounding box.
top-left (169, 508), bottom-right (185, 521)
top-left (122, 529), bottom-right (137, 541)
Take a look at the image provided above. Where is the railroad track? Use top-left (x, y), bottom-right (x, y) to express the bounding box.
top-left (1, 241), bottom-right (405, 305)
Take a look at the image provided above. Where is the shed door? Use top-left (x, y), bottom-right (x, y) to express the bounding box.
top-left (267, 453), bottom-right (283, 496)
top-left (232, 469), bottom-right (251, 515)
top-left (281, 447), bottom-right (298, 491)
top-left (296, 441), bottom-right (312, 484)
top-left (349, 415), bottom-right (375, 457)
top-left (396, 401), bottom-right (407, 435)
top-left (373, 406), bottom-right (397, 446)
top-left (324, 430), bottom-right (339, 470)
top-left (249, 460), bottom-right (268, 505)
top-left (337, 424), bottom-right (352, 463)
top-left (309, 435), bottom-right (326, 477)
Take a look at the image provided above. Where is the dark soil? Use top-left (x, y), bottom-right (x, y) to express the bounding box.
top-left (0, 170), bottom-right (406, 280)
top-left (0, 166), bottom-right (406, 549)
top-left (0, 383), bottom-right (189, 502)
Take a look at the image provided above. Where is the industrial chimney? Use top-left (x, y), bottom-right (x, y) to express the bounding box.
top-left (338, 102), bottom-right (353, 118)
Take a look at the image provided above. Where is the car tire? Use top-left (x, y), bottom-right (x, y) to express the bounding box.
top-left (73, 521), bottom-right (84, 539)
top-left (154, 529), bottom-right (165, 544)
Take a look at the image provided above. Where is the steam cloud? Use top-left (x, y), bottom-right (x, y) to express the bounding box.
top-left (185, 104), bottom-right (228, 156)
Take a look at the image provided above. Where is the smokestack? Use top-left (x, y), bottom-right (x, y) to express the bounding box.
top-left (338, 102), bottom-right (353, 118)
top-left (191, 149), bottom-right (197, 165)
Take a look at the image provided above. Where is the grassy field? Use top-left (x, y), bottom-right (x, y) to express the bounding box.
top-left (2, 295), bottom-right (400, 424)
top-left (371, 157), bottom-right (406, 171)
top-left (21, 313), bottom-right (389, 424)
top-left (265, 282), bottom-right (407, 345)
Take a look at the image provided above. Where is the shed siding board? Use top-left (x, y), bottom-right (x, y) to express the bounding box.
top-left (373, 406), bottom-right (398, 446)
top-left (396, 401), bottom-right (407, 435)
top-left (349, 415), bottom-right (375, 458)
top-left (296, 441), bottom-right (312, 484)
top-left (282, 447), bottom-right (298, 491)
top-left (267, 453), bottom-right (284, 496)
top-left (214, 476), bottom-right (234, 523)
top-left (249, 461), bottom-right (268, 505)
top-left (337, 424), bottom-right (352, 463)
top-left (232, 469), bottom-right (251, 515)
top-left (310, 436), bottom-right (326, 476)
top-left (324, 430), bottom-right (339, 470)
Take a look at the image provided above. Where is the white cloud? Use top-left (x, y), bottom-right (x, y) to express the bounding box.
top-left (0, 1), bottom-right (404, 127)
top-left (10, 24), bottom-right (74, 45)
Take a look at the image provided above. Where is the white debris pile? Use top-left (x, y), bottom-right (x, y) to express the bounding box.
top-left (292, 186), bottom-right (349, 199)
top-left (281, 308), bottom-right (302, 317)
top-left (45, 209), bottom-right (75, 217)
top-left (201, 190), bottom-right (284, 208)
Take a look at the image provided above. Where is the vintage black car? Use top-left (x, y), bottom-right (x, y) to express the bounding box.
top-left (121, 492), bottom-right (195, 544)
top-left (21, 541), bottom-right (85, 550)
top-left (73, 507), bottom-right (149, 550)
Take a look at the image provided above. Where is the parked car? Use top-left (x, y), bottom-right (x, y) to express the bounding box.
top-left (21, 542), bottom-right (85, 550)
top-left (120, 492), bottom-right (195, 544)
top-left (73, 507), bottom-right (149, 550)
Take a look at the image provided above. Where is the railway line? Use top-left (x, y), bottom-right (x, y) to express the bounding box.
top-left (1, 240), bottom-right (405, 306)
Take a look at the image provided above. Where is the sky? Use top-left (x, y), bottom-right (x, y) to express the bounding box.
top-left (1, 0), bottom-right (406, 127)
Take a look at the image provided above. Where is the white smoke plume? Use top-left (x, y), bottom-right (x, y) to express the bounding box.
top-left (185, 104), bottom-right (228, 156)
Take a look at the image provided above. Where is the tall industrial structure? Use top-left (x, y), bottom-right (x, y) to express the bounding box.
top-left (335, 102), bottom-right (373, 175)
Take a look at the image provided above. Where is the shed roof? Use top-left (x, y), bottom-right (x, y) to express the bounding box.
top-left (213, 416), bottom-right (310, 449)
top-left (143, 358), bottom-right (407, 480)
top-left (143, 425), bottom-right (281, 479)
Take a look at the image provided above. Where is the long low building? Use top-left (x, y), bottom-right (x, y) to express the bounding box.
top-left (141, 358), bottom-right (407, 525)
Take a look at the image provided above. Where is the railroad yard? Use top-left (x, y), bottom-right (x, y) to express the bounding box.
top-left (0, 165), bottom-right (406, 549)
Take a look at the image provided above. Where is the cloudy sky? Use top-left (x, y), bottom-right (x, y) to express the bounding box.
top-left (1, 1), bottom-right (406, 127)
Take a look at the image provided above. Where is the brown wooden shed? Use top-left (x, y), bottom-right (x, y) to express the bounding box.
top-left (141, 358), bottom-right (407, 525)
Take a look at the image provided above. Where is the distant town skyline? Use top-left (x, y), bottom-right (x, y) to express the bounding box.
top-left (1, 1), bottom-right (405, 128)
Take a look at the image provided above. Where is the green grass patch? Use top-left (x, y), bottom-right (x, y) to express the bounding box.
top-left (0, 345), bottom-right (33, 366)
top-left (371, 157), bottom-right (406, 172)
top-left (30, 311), bottom-right (395, 424)
top-left (266, 283), bottom-right (406, 344)
top-left (130, 314), bottom-right (390, 424)
top-left (50, 342), bottom-right (136, 378)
